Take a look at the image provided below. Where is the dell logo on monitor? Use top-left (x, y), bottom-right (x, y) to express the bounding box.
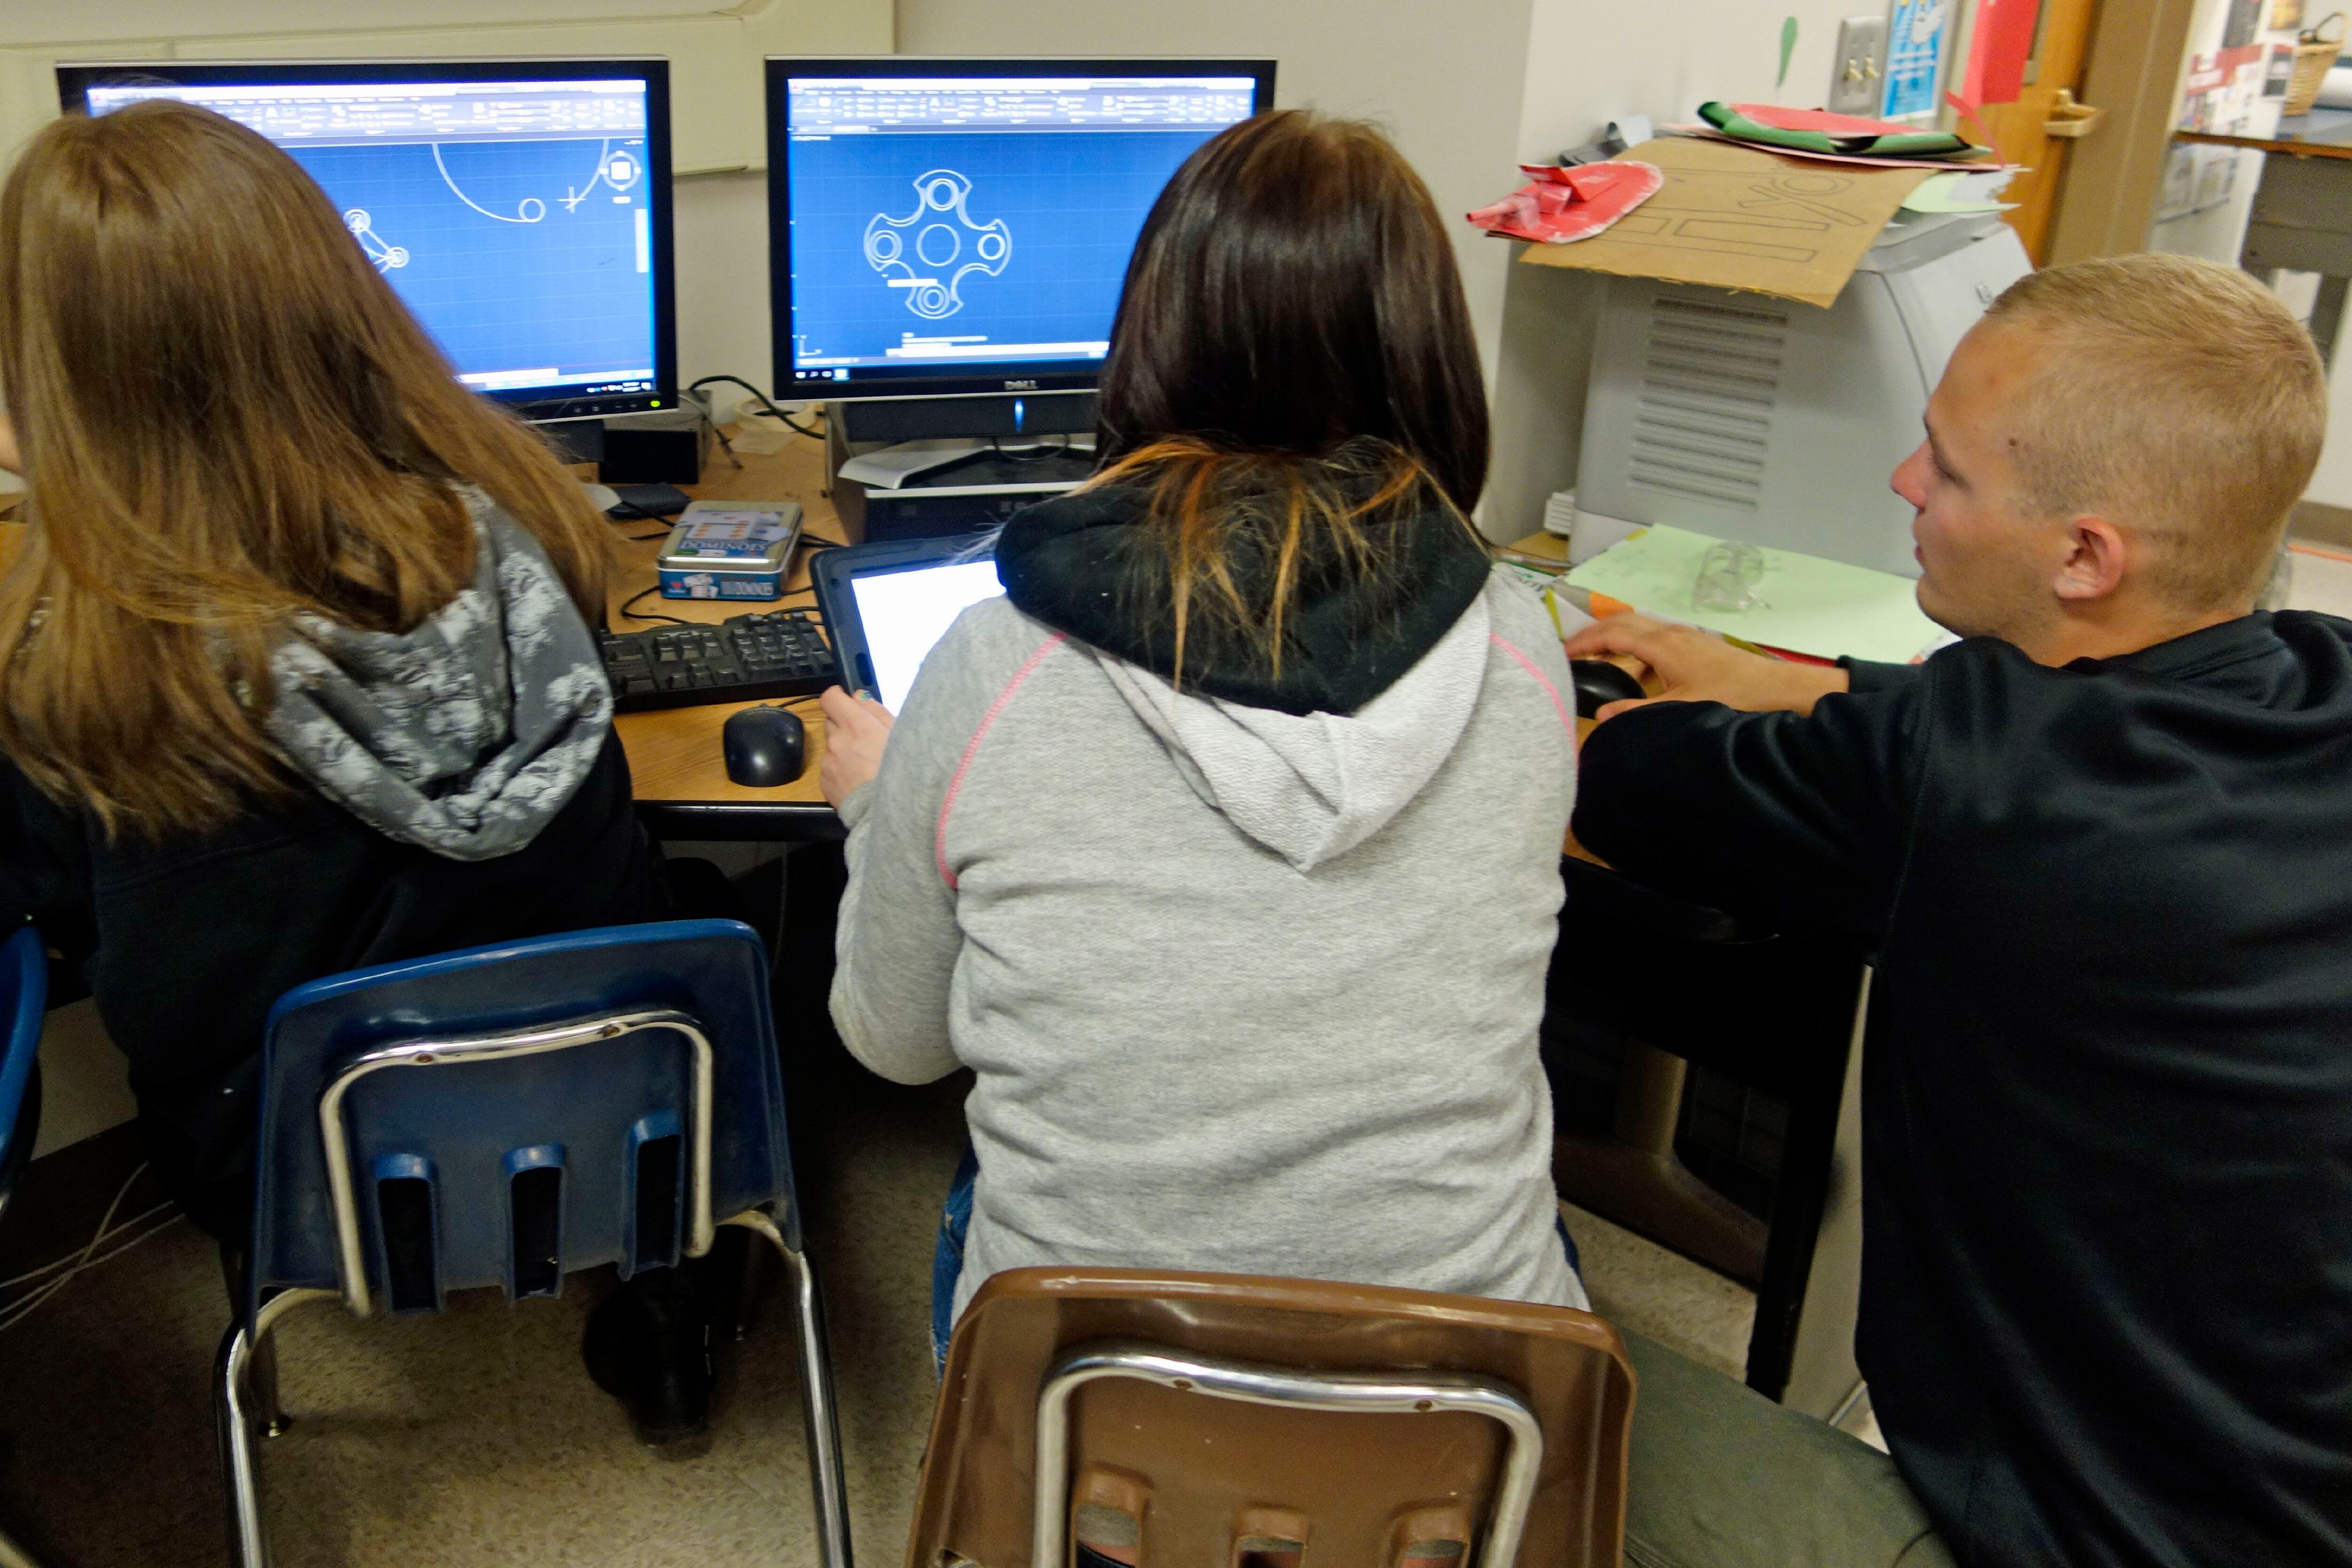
top-left (1003, 379), bottom-right (1038, 390)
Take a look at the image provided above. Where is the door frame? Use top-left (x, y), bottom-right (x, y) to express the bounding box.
top-left (2045, 0), bottom-right (2201, 263)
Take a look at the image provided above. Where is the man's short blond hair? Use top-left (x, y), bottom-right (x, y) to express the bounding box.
top-left (1982, 253), bottom-right (2327, 611)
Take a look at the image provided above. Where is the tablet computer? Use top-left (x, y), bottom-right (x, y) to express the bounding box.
top-left (812, 533), bottom-right (1004, 714)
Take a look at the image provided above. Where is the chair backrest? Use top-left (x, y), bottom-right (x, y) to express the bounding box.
top-left (912, 1269), bottom-right (1637, 1568)
top-left (0, 926), bottom-right (48, 1206)
top-left (250, 919), bottom-right (792, 1318)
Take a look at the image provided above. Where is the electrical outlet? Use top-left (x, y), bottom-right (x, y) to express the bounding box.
top-left (1828, 14), bottom-right (1890, 116)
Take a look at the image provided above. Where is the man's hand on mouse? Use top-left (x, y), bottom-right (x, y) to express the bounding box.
top-left (818, 685), bottom-right (895, 810)
top-left (1562, 612), bottom-right (1850, 720)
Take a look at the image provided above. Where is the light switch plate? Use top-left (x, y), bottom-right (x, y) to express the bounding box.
top-left (1829, 14), bottom-right (1890, 117)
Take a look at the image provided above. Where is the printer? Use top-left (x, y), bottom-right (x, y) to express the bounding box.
top-left (1573, 210), bottom-right (2032, 578)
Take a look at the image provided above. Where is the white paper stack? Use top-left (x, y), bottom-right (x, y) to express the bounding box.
top-left (1542, 490), bottom-right (1578, 537)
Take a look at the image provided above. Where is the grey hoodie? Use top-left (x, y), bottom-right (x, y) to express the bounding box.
top-left (832, 567), bottom-right (1585, 1321)
top-left (265, 496), bottom-right (612, 861)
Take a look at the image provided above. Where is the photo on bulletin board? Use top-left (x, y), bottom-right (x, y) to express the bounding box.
top-left (2266, 42), bottom-right (2296, 95)
top-left (2225, 0), bottom-right (2265, 49)
top-left (2271, 0), bottom-right (2305, 29)
top-left (1882, 0), bottom-right (1950, 117)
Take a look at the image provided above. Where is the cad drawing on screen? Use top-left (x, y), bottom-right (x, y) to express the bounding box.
top-left (863, 169), bottom-right (1012, 320)
top-left (556, 140), bottom-right (644, 212)
top-left (342, 209), bottom-right (409, 272)
top-left (428, 139), bottom-right (645, 225)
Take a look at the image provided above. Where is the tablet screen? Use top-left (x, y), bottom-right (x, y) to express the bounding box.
top-left (848, 558), bottom-right (1005, 713)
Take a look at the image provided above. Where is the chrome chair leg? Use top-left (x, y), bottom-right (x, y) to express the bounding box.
top-left (215, 1289), bottom-right (336, 1568)
top-left (724, 1210), bottom-right (852, 1568)
top-left (249, 1324), bottom-right (291, 1439)
top-left (727, 1226), bottom-right (766, 1344)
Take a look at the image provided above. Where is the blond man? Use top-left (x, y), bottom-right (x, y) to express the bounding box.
top-left (1569, 255), bottom-right (2343, 1568)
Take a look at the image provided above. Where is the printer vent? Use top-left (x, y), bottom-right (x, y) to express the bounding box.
top-left (1626, 296), bottom-right (1789, 511)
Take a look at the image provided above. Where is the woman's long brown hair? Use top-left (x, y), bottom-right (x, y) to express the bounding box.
top-left (1090, 111), bottom-right (1489, 683)
top-left (0, 100), bottom-right (612, 839)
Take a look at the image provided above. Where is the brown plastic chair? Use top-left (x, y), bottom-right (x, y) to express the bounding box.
top-left (908, 1269), bottom-right (1637, 1568)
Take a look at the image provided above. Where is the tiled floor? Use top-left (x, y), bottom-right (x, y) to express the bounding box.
top-left (2286, 540), bottom-right (2352, 618)
top-left (0, 1058), bottom-right (1755, 1568)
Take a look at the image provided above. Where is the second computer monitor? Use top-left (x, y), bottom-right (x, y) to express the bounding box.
top-left (767, 58), bottom-right (1274, 403)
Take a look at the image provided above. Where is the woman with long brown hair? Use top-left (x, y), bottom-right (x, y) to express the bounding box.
top-left (0, 101), bottom-right (708, 1442)
top-left (819, 111), bottom-right (1587, 1363)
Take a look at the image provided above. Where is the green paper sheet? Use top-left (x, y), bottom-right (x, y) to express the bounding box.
top-left (1902, 170), bottom-right (2017, 213)
top-left (1564, 524), bottom-right (1954, 664)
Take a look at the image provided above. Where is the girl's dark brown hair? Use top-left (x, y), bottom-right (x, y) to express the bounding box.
top-left (0, 99), bottom-right (613, 839)
top-left (1088, 111), bottom-right (1488, 679)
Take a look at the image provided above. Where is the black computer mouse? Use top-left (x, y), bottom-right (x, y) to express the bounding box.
top-left (722, 704), bottom-right (806, 787)
top-left (1568, 659), bottom-right (1647, 718)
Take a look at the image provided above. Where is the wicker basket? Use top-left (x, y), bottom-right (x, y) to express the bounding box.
top-left (2283, 12), bottom-right (2346, 117)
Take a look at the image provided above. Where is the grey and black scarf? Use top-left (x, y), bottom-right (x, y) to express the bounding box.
top-left (264, 493), bottom-right (611, 862)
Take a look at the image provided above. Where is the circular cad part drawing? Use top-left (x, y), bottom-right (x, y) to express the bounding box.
top-left (863, 169), bottom-right (1012, 320)
top-left (433, 143), bottom-right (547, 223)
top-left (343, 208), bottom-right (410, 272)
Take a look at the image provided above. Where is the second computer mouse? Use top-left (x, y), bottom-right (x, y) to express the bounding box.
top-left (722, 705), bottom-right (806, 787)
top-left (1569, 659), bottom-right (1647, 718)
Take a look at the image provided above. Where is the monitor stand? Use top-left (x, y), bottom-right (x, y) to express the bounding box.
top-left (837, 436), bottom-right (1093, 490)
top-left (825, 393), bottom-right (1101, 544)
top-left (537, 418), bottom-right (604, 467)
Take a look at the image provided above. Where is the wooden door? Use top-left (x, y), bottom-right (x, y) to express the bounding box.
top-left (1977, 0), bottom-right (2106, 262)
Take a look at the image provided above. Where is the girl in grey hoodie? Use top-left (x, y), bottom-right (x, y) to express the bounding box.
top-left (821, 111), bottom-right (1586, 1350)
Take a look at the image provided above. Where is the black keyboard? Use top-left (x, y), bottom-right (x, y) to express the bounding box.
top-left (599, 609), bottom-right (839, 713)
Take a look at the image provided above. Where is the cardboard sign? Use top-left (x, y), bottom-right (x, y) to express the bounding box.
top-left (1517, 136), bottom-right (1931, 308)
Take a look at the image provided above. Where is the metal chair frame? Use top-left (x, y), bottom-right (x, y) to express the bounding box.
top-left (1033, 1339), bottom-right (1545, 1568)
top-left (215, 1006), bottom-right (850, 1568)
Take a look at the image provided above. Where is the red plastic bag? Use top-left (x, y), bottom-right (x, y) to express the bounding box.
top-left (1466, 161), bottom-right (1664, 245)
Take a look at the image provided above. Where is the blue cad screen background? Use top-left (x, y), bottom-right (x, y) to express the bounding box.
top-left (286, 139), bottom-right (653, 386)
top-left (787, 129), bottom-right (1216, 367)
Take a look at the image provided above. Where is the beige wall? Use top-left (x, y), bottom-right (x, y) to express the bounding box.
top-left (1487, 0), bottom-right (1913, 541)
top-left (2307, 352), bottom-right (2352, 510)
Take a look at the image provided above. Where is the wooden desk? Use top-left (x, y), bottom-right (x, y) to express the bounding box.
top-left (607, 432), bottom-right (850, 842)
top-left (1509, 530), bottom-right (1862, 1403)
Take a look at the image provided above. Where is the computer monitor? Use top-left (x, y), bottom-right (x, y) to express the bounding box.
top-left (56, 59), bottom-right (678, 423)
top-left (766, 58), bottom-right (1274, 405)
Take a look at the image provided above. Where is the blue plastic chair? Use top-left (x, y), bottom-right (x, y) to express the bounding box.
top-left (0, 925), bottom-right (50, 1568)
top-left (0, 925), bottom-right (45, 1221)
top-left (215, 918), bottom-right (849, 1568)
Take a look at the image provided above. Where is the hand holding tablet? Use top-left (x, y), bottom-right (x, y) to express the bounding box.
top-left (818, 687), bottom-right (895, 809)
top-left (811, 533), bottom-right (1008, 812)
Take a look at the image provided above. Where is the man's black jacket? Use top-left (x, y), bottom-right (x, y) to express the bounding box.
top-left (0, 734), bottom-right (668, 1230)
top-left (1573, 611), bottom-right (2352, 1568)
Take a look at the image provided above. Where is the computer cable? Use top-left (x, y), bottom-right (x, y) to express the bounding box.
top-left (618, 585), bottom-right (692, 625)
top-left (0, 1163), bottom-right (182, 1336)
top-left (688, 375), bottom-right (825, 440)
